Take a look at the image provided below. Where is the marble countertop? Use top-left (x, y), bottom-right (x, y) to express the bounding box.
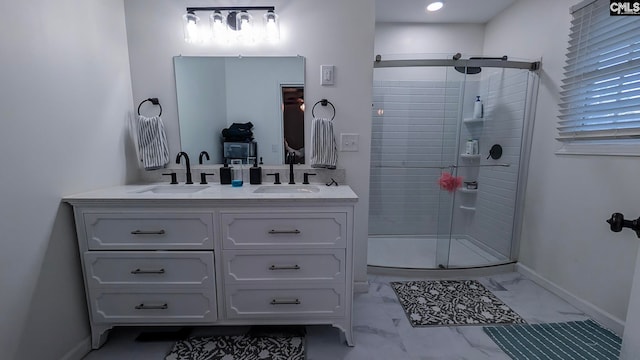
top-left (63, 182), bottom-right (358, 203)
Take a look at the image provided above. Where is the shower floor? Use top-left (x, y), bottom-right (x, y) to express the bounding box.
top-left (368, 236), bottom-right (503, 269)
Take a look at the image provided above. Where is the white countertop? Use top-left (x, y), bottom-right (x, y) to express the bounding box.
top-left (63, 182), bottom-right (358, 204)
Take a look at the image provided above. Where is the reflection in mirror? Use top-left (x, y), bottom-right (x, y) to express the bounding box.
top-left (174, 56), bottom-right (305, 165)
top-left (282, 86), bottom-right (305, 163)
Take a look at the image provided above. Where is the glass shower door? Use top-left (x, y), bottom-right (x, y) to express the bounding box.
top-left (444, 66), bottom-right (533, 268)
top-left (434, 65), bottom-right (466, 269)
top-left (369, 65), bottom-right (461, 269)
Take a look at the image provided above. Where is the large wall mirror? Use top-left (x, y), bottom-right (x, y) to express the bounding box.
top-left (174, 56), bottom-right (305, 165)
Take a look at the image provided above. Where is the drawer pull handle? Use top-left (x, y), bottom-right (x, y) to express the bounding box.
top-left (134, 303), bottom-right (168, 310)
top-left (131, 268), bottom-right (166, 274)
top-left (131, 229), bottom-right (166, 235)
top-left (269, 265), bottom-right (301, 270)
top-left (268, 229), bottom-right (301, 234)
top-left (270, 298), bottom-right (301, 305)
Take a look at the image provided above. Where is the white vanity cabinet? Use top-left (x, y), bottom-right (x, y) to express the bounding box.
top-left (65, 186), bottom-right (357, 349)
top-left (220, 209), bottom-right (353, 344)
top-left (71, 208), bottom-right (218, 349)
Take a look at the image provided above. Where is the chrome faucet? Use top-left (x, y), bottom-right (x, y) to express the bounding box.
top-left (176, 152), bottom-right (193, 184)
top-left (287, 152), bottom-right (296, 184)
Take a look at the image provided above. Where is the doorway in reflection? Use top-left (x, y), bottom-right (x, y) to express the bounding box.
top-left (282, 86), bottom-right (305, 164)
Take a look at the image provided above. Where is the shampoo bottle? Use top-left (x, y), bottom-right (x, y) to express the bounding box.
top-left (250, 158), bottom-right (262, 184)
top-left (473, 96), bottom-right (483, 119)
top-left (219, 160), bottom-right (232, 185)
top-left (466, 139), bottom-right (474, 155)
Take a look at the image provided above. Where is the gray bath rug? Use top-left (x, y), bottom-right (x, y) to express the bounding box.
top-left (164, 334), bottom-right (305, 360)
top-left (391, 280), bottom-right (526, 327)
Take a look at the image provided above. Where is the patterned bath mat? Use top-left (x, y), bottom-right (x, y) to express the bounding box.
top-left (483, 319), bottom-right (621, 360)
top-left (390, 280), bottom-right (526, 327)
top-left (165, 334), bottom-right (305, 360)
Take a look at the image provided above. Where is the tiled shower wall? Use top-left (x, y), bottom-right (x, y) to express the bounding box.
top-left (369, 68), bottom-right (530, 260)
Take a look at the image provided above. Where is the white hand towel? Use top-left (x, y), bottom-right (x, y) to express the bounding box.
top-left (309, 117), bottom-right (338, 169)
top-left (136, 115), bottom-right (170, 170)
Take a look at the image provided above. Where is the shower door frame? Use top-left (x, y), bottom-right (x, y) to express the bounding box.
top-left (372, 56), bottom-right (540, 267)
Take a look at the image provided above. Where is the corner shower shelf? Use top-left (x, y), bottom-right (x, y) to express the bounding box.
top-left (458, 188), bottom-right (478, 194)
top-left (459, 205), bottom-right (476, 211)
top-left (460, 153), bottom-right (481, 160)
top-left (463, 118), bottom-right (485, 124)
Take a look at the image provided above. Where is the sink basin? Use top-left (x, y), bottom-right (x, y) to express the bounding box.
top-left (136, 185), bottom-right (209, 194)
top-left (253, 185), bottom-right (320, 194)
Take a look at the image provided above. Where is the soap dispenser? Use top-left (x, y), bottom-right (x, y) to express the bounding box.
top-left (219, 160), bottom-right (232, 185)
top-left (250, 158), bottom-right (262, 184)
top-left (473, 96), bottom-right (483, 119)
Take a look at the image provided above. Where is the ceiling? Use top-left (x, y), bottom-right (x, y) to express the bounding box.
top-left (375, 0), bottom-right (518, 24)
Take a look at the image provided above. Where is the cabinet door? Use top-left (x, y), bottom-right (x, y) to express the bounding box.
top-left (84, 212), bottom-right (213, 250)
top-left (221, 211), bottom-right (347, 249)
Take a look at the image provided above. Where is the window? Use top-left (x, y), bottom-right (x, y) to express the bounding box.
top-left (557, 0), bottom-right (640, 155)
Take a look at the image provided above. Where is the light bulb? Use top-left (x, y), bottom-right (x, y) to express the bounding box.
top-left (210, 11), bottom-right (227, 43)
top-left (263, 10), bottom-right (280, 42)
top-left (236, 11), bottom-right (254, 43)
top-left (426, 1), bottom-right (444, 12)
top-left (183, 12), bottom-right (200, 43)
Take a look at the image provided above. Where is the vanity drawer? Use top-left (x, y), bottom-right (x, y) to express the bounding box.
top-left (223, 249), bottom-right (345, 282)
top-left (91, 290), bottom-right (217, 324)
top-left (84, 251), bottom-right (214, 287)
top-left (225, 285), bottom-right (345, 319)
top-left (83, 212), bottom-right (213, 250)
top-left (220, 212), bottom-right (347, 249)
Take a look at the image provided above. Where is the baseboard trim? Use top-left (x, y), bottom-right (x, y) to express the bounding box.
top-left (59, 336), bottom-right (91, 360)
top-left (367, 262), bottom-right (516, 278)
top-left (516, 263), bottom-right (625, 335)
top-left (354, 281), bottom-right (369, 293)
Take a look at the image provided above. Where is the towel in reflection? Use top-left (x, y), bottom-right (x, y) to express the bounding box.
top-left (309, 117), bottom-right (338, 169)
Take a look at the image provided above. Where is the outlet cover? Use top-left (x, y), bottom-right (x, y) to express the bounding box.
top-left (340, 133), bottom-right (359, 152)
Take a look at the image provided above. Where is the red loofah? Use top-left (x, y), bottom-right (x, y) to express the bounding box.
top-left (438, 172), bottom-right (463, 192)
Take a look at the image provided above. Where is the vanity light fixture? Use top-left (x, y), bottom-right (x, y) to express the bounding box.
top-left (426, 1), bottom-right (444, 12)
top-left (184, 6), bottom-right (279, 45)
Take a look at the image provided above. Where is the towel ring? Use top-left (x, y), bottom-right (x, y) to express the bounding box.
top-left (311, 99), bottom-right (335, 120)
top-left (137, 98), bottom-right (162, 117)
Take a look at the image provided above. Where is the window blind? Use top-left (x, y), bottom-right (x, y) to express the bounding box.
top-left (557, 0), bottom-right (640, 144)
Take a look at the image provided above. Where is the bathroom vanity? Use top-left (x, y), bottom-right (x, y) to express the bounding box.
top-left (63, 183), bottom-right (357, 349)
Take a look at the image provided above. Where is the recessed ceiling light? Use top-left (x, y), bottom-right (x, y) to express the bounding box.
top-left (426, 1), bottom-right (444, 12)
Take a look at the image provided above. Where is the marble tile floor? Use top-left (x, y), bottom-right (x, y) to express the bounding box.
top-left (82, 272), bottom-right (590, 360)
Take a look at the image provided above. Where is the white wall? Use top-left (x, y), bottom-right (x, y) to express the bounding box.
top-left (0, 1), bottom-right (134, 359)
top-left (124, 0), bottom-right (375, 288)
top-left (485, 0), bottom-right (639, 325)
top-left (375, 23), bottom-right (485, 59)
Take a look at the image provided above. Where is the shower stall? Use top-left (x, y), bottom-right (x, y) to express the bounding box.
top-left (368, 55), bottom-right (539, 270)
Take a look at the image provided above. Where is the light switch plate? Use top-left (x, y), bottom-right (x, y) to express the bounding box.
top-left (340, 133), bottom-right (359, 152)
top-left (321, 65), bottom-right (334, 85)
